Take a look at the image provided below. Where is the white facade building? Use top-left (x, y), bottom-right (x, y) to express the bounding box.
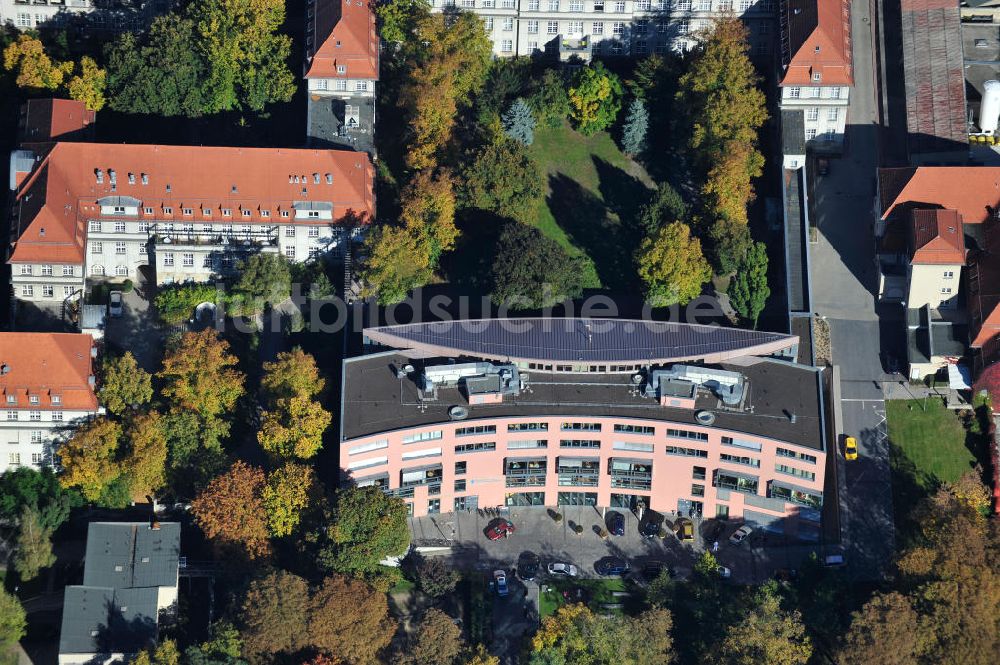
top-left (1, 0), bottom-right (169, 31)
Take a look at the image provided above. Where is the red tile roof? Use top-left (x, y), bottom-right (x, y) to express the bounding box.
top-left (19, 98), bottom-right (95, 144)
top-left (879, 167), bottom-right (1000, 224)
top-left (305, 0), bottom-right (379, 81)
top-left (910, 209), bottom-right (965, 264)
top-left (0, 333), bottom-right (98, 411)
top-left (9, 143), bottom-right (375, 265)
top-left (779, 0), bottom-right (854, 86)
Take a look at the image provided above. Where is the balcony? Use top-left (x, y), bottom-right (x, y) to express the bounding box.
top-left (557, 459), bottom-right (600, 487)
top-left (608, 459), bottom-right (652, 491)
top-left (153, 230), bottom-right (278, 248)
top-left (558, 34), bottom-right (593, 62)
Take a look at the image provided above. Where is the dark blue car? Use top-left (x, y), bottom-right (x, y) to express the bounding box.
top-left (595, 557), bottom-right (630, 576)
top-left (608, 511), bottom-right (625, 537)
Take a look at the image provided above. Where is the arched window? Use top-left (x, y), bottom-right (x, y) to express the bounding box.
top-left (115, 265), bottom-right (129, 276)
top-left (90, 265), bottom-right (105, 276)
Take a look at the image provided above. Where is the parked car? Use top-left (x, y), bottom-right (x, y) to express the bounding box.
top-left (595, 557), bottom-right (630, 576)
top-left (517, 552), bottom-right (540, 581)
top-left (494, 570), bottom-right (509, 596)
top-left (729, 525), bottom-right (754, 546)
top-left (823, 554), bottom-right (846, 568)
top-left (641, 560), bottom-right (672, 581)
top-left (547, 562), bottom-right (579, 577)
top-left (108, 290), bottom-right (124, 318)
top-left (485, 518), bottom-right (516, 541)
top-left (844, 436), bottom-right (859, 461)
top-left (674, 517), bottom-right (694, 542)
top-left (718, 566), bottom-right (732, 579)
top-left (608, 511), bottom-right (625, 536)
top-left (639, 519), bottom-right (661, 538)
top-left (816, 157), bottom-right (830, 176)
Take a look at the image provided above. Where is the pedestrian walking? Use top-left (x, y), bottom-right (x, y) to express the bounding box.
top-left (712, 541), bottom-right (719, 553)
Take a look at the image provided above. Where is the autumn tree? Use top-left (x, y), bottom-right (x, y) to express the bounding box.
top-left (58, 418), bottom-right (123, 502)
top-left (411, 555), bottom-right (461, 598)
top-left (945, 469), bottom-right (992, 517)
top-left (397, 608), bottom-right (465, 665)
top-left (530, 603), bottom-right (674, 664)
top-left (400, 170), bottom-right (459, 265)
top-left (636, 221), bottom-right (712, 306)
top-left (0, 589), bottom-right (26, 654)
top-left (100, 352), bottom-right (153, 415)
top-left (159, 330), bottom-right (245, 438)
top-left (399, 10), bottom-right (492, 169)
top-left (568, 62), bottom-right (623, 136)
top-left (240, 571), bottom-right (310, 663)
top-left (464, 645), bottom-right (499, 665)
top-left (261, 348), bottom-right (325, 404)
top-left (358, 224), bottom-right (434, 304)
top-left (262, 463), bottom-right (315, 537)
top-left (258, 396), bottom-right (331, 460)
top-left (122, 412), bottom-right (168, 498)
top-left (460, 137), bottom-right (543, 223)
top-left (716, 582), bottom-right (812, 665)
top-left (308, 575), bottom-right (396, 665)
top-left (491, 221), bottom-right (586, 309)
top-left (191, 461), bottom-right (270, 559)
top-left (12, 505), bottom-right (55, 581)
top-left (702, 140), bottom-right (765, 226)
top-left (3, 35), bottom-right (73, 90)
top-left (66, 56), bottom-right (106, 111)
top-left (836, 592), bottom-right (924, 665)
top-left (319, 486), bottom-right (411, 580)
top-left (729, 240), bottom-right (770, 328)
top-left (131, 639), bottom-right (180, 665)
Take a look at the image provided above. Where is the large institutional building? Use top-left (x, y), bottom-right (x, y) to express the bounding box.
top-left (432, 0), bottom-right (777, 59)
top-left (340, 319), bottom-right (828, 539)
top-left (0, 332), bottom-right (102, 473)
top-left (0, 0), bottom-right (168, 31)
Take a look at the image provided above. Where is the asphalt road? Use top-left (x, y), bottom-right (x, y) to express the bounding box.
top-left (806, 0), bottom-right (898, 579)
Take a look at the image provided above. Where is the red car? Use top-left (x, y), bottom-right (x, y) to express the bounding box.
top-left (485, 519), bottom-right (516, 541)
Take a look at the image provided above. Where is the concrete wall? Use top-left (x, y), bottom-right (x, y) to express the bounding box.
top-left (906, 262), bottom-right (961, 309)
top-left (342, 415), bottom-right (826, 529)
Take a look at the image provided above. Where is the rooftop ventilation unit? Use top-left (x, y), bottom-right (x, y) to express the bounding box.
top-left (449, 406), bottom-right (469, 420)
top-left (694, 410), bottom-right (716, 426)
top-left (645, 364), bottom-right (745, 406)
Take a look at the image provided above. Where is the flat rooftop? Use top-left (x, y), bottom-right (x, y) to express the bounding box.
top-left (307, 95), bottom-right (375, 157)
top-left (342, 354), bottom-right (825, 450)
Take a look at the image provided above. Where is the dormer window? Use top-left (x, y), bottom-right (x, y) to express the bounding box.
top-left (183, 208), bottom-right (193, 216)
top-left (203, 208), bottom-right (211, 217)
top-left (51, 395), bottom-right (61, 405)
top-left (812, 72), bottom-right (821, 82)
top-left (6, 395), bottom-right (15, 405)
top-left (29, 395), bottom-right (39, 405)
top-left (128, 173), bottom-right (136, 184)
top-left (281, 211), bottom-right (290, 218)
top-left (163, 207), bottom-right (173, 215)
top-left (337, 65), bottom-right (347, 75)
top-left (242, 209), bottom-right (252, 218)
top-left (222, 209), bottom-right (232, 217)
top-left (144, 207), bottom-right (154, 215)
top-left (261, 210), bottom-right (271, 218)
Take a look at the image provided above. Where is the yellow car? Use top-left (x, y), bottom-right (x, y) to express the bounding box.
top-left (844, 436), bottom-right (858, 461)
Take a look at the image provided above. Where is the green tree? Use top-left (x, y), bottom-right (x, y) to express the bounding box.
top-left (716, 582), bottom-right (812, 665)
top-left (0, 589), bottom-right (26, 653)
top-left (708, 216), bottom-right (752, 275)
top-left (636, 221), bottom-right (711, 306)
top-left (262, 463), bottom-right (316, 537)
top-left (260, 348), bottom-right (325, 404)
top-left (104, 16), bottom-right (207, 117)
top-left (620, 98), bottom-right (648, 156)
top-left (502, 98), bottom-right (536, 146)
top-left (729, 240), bottom-right (770, 327)
top-left (359, 224), bottom-right (434, 304)
top-left (490, 221), bottom-right (586, 309)
top-left (636, 182), bottom-right (687, 235)
top-left (460, 137), bottom-right (542, 222)
top-left (0, 467), bottom-right (80, 529)
top-left (100, 352), bottom-right (153, 415)
top-left (184, 623), bottom-right (246, 665)
top-left (240, 571), bottom-right (310, 663)
top-left (567, 62), bottom-right (623, 136)
top-left (233, 253), bottom-right (292, 310)
top-left (319, 486), bottom-right (411, 580)
top-left (528, 69), bottom-right (570, 128)
top-left (57, 418), bottom-right (123, 502)
top-left (131, 639), bottom-right (180, 665)
top-left (529, 603), bottom-right (674, 664)
top-left (66, 56), bottom-right (106, 111)
top-left (159, 330), bottom-right (245, 426)
top-left (376, 0), bottom-right (426, 43)
top-left (258, 396), bottom-right (331, 460)
top-left (12, 504), bottom-right (56, 581)
top-left (412, 555), bottom-right (461, 598)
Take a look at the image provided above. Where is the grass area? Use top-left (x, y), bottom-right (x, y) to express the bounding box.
top-left (529, 122), bottom-right (655, 291)
top-left (538, 577), bottom-right (634, 619)
top-left (886, 399), bottom-right (978, 489)
top-left (388, 577), bottom-right (417, 594)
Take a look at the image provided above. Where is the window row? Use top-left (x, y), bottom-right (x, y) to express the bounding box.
top-left (17, 264), bottom-right (77, 277)
top-left (19, 285), bottom-right (80, 298)
top-left (5, 410), bottom-right (63, 421)
top-left (445, 0), bottom-right (769, 10)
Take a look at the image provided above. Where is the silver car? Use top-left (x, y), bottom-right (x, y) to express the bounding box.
top-left (547, 562), bottom-right (578, 577)
top-left (729, 525), bottom-right (754, 546)
top-left (108, 291), bottom-right (124, 318)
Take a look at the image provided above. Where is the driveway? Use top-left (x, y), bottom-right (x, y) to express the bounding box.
top-left (806, 0), bottom-right (899, 579)
top-left (103, 280), bottom-right (165, 372)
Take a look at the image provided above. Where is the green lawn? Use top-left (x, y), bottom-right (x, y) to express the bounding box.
top-left (538, 577), bottom-right (634, 618)
top-left (529, 122), bottom-right (655, 291)
top-left (885, 399), bottom-right (978, 490)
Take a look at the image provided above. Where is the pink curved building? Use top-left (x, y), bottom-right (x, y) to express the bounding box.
top-left (340, 319), bottom-right (828, 539)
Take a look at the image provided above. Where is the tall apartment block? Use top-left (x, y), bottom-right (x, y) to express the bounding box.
top-left (0, 332), bottom-right (103, 473)
top-left (6, 101), bottom-right (374, 311)
top-left (431, 0), bottom-right (777, 60)
top-left (304, 0), bottom-right (379, 155)
top-left (340, 318), bottom-right (828, 540)
top-left (777, 0), bottom-right (853, 151)
top-left (1, 0), bottom-right (170, 31)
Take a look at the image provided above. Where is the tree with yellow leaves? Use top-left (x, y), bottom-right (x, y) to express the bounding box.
top-left (568, 61), bottom-right (623, 136)
top-left (66, 56), bottom-right (106, 111)
top-left (400, 170), bottom-right (458, 263)
top-left (130, 639), bottom-right (180, 665)
top-left (262, 462), bottom-right (316, 537)
top-left (260, 348), bottom-right (325, 405)
top-left (57, 418), bottom-right (122, 502)
top-left (636, 221), bottom-right (712, 306)
top-left (3, 35), bottom-right (73, 90)
top-left (258, 396), bottom-right (331, 460)
top-left (159, 329), bottom-right (245, 426)
top-left (122, 412), bottom-right (168, 499)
